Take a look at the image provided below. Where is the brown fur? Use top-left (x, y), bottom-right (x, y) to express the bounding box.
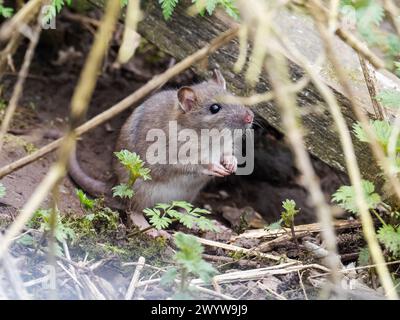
top-left (69, 72), bottom-right (254, 229)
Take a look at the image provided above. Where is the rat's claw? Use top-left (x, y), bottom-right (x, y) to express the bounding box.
top-left (222, 155), bottom-right (238, 173)
top-left (202, 163), bottom-right (231, 177)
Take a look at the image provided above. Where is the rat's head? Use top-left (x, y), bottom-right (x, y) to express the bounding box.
top-left (175, 70), bottom-right (254, 132)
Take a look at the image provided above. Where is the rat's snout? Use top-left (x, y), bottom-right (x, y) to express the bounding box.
top-left (243, 109), bottom-right (254, 124)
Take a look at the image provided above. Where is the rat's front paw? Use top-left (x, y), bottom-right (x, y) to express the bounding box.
top-left (222, 154), bottom-right (238, 173)
top-left (202, 163), bottom-right (232, 177)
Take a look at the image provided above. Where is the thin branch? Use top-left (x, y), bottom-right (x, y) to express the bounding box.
top-left (0, 32), bottom-right (22, 76)
top-left (195, 236), bottom-right (298, 263)
top-left (293, 0), bottom-right (385, 69)
top-left (0, 0), bottom-right (43, 41)
top-left (0, 17), bottom-right (41, 153)
top-left (0, 0), bottom-right (122, 261)
top-left (264, 48), bottom-right (342, 293)
top-left (308, 0), bottom-right (398, 299)
top-left (0, 27), bottom-right (239, 179)
top-left (383, 0), bottom-right (400, 37)
top-left (358, 54), bottom-right (386, 120)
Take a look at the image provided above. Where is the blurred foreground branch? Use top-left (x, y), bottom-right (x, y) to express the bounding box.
top-left (0, 0), bottom-right (122, 260)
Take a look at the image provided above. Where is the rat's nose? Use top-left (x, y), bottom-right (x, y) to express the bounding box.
top-left (244, 110), bottom-right (254, 124)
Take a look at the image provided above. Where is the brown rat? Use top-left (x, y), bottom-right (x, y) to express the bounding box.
top-left (69, 70), bottom-right (254, 235)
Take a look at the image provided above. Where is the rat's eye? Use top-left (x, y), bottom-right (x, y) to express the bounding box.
top-left (209, 104), bottom-right (221, 114)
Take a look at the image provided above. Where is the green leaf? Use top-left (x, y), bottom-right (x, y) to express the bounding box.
top-left (281, 199), bottom-right (300, 227)
top-left (191, 207), bottom-right (211, 215)
top-left (377, 225), bottom-right (400, 257)
top-left (205, 0), bottom-right (218, 15)
top-left (332, 180), bottom-right (381, 214)
top-left (196, 217), bottom-right (219, 232)
top-left (28, 208), bottom-right (76, 243)
top-left (172, 200), bottom-right (193, 212)
top-left (75, 189), bottom-right (95, 209)
top-left (0, 5), bottom-right (13, 18)
top-left (114, 149), bottom-right (141, 167)
top-left (357, 1), bottom-right (384, 30)
top-left (112, 184), bottom-right (134, 199)
top-left (219, 0), bottom-right (239, 20)
top-left (160, 267), bottom-right (178, 286)
top-left (0, 183), bottom-right (5, 198)
top-left (144, 201), bottom-right (215, 231)
top-left (388, 36), bottom-right (400, 58)
top-left (17, 234), bottom-right (35, 246)
top-left (193, 259), bottom-right (218, 283)
top-left (174, 232), bottom-right (217, 282)
top-left (158, 0), bottom-right (239, 21)
top-left (166, 209), bottom-right (183, 219)
top-left (394, 62), bottom-right (400, 77)
top-left (42, 0), bottom-right (74, 23)
top-left (375, 89), bottom-right (400, 109)
top-left (353, 120), bottom-right (394, 149)
top-left (144, 208), bottom-right (172, 230)
top-left (357, 246), bottom-right (370, 266)
top-left (159, 0), bottom-right (179, 20)
top-left (179, 214), bottom-right (196, 229)
top-left (265, 219), bottom-right (283, 231)
top-left (155, 203), bottom-right (171, 210)
top-left (114, 149), bottom-right (151, 183)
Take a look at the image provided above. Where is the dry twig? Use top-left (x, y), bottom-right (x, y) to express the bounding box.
top-left (0, 0), bottom-right (122, 261)
top-left (125, 256), bottom-right (145, 300)
top-left (0, 27), bottom-right (238, 178)
top-left (0, 16), bottom-right (42, 153)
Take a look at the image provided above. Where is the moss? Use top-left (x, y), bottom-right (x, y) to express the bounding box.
top-left (3, 134), bottom-right (38, 154)
top-left (63, 205), bottom-right (168, 264)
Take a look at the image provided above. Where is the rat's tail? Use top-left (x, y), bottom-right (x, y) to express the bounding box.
top-left (68, 150), bottom-right (109, 197)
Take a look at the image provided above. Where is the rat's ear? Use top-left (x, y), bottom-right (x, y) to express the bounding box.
top-left (177, 87), bottom-right (197, 112)
top-left (211, 69), bottom-right (226, 90)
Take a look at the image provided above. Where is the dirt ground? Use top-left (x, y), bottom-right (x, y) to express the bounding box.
top-left (0, 11), bottom-right (372, 300)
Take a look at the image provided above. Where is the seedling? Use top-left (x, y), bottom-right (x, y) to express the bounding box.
top-left (112, 149), bottom-right (151, 199)
top-left (265, 199), bottom-right (300, 250)
top-left (26, 209), bottom-right (76, 255)
top-left (76, 188), bottom-right (95, 210)
top-left (161, 232), bottom-right (217, 299)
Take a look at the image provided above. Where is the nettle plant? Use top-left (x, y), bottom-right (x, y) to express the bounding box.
top-left (113, 150), bottom-right (218, 233)
top-left (26, 0), bottom-right (238, 23)
top-left (161, 232), bottom-right (217, 299)
top-left (266, 199), bottom-right (300, 247)
top-left (143, 201), bottom-right (219, 232)
top-left (159, 0), bottom-right (239, 20)
top-left (112, 149), bottom-right (151, 200)
top-left (333, 180), bottom-right (400, 260)
top-left (19, 204), bottom-right (120, 256)
top-left (340, 0), bottom-right (400, 73)
top-left (332, 87), bottom-right (400, 260)
top-left (22, 208), bottom-right (76, 256)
